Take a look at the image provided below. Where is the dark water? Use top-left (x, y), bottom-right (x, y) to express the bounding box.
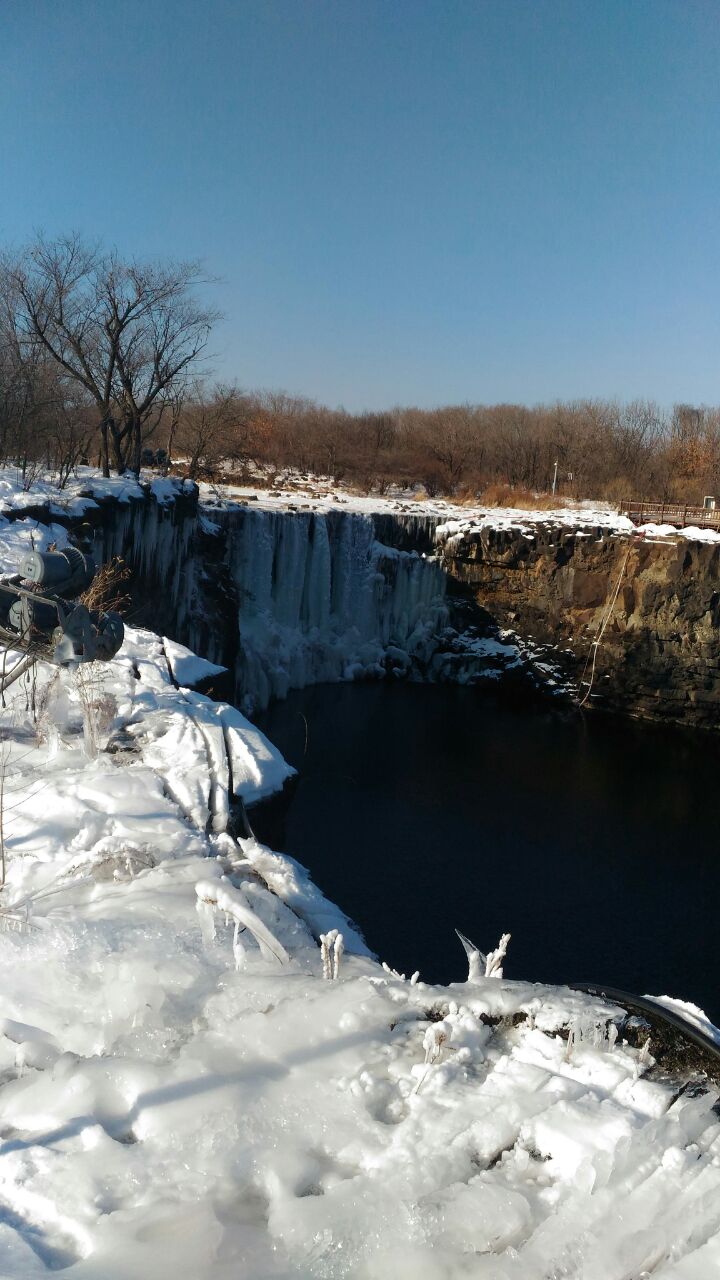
top-left (254, 683), bottom-right (720, 1023)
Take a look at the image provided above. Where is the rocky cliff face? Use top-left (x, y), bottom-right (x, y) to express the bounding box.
top-left (438, 520), bottom-right (720, 729)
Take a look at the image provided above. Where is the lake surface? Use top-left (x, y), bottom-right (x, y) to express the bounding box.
top-left (255, 683), bottom-right (720, 1023)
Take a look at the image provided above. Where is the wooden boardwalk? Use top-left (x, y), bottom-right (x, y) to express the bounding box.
top-left (620, 499), bottom-right (720, 529)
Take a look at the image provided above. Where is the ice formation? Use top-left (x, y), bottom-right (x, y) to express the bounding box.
top-left (217, 507), bottom-right (449, 710)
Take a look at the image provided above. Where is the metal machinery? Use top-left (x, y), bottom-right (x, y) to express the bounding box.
top-left (0, 546), bottom-right (125, 696)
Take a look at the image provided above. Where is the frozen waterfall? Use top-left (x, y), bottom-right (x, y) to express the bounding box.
top-left (218, 508), bottom-right (449, 711)
top-left (83, 491), bottom-right (450, 713)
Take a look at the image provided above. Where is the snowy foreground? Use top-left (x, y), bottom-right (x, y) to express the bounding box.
top-left (0, 633), bottom-right (717, 1278)
top-left (0, 468), bottom-right (717, 1274)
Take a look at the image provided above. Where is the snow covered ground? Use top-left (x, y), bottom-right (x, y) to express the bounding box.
top-left (2, 460), bottom-right (719, 548)
top-left (0, 465), bottom-right (193, 520)
top-left (199, 470), bottom-right (630, 529)
top-left (0, 641), bottom-right (716, 1274)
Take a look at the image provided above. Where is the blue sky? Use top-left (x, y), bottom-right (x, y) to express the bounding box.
top-left (1, 0), bottom-right (719, 410)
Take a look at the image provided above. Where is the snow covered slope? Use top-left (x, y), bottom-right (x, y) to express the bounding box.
top-left (0, 632), bottom-right (718, 1276)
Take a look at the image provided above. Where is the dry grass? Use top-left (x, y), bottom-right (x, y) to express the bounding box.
top-left (478, 483), bottom-right (566, 510)
top-left (80, 557), bottom-right (131, 615)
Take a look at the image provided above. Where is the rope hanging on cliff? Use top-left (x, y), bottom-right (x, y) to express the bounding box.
top-left (577, 542), bottom-right (633, 709)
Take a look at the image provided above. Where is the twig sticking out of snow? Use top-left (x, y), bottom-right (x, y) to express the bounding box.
top-left (414, 1022), bottom-right (449, 1095)
top-left (195, 878), bottom-right (290, 966)
top-left (320, 929), bottom-right (344, 979)
top-left (423, 1023), bottom-right (448, 1064)
top-left (380, 961), bottom-right (421, 985)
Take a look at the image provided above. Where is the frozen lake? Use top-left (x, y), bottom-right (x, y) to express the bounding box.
top-left (255, 682), bottom-right (720, 1023)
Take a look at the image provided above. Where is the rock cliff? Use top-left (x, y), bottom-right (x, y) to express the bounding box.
top-left (439, 520), bottom-right (720, 728)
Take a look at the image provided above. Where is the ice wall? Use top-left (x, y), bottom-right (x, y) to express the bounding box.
top-left (215, 507), bottom-right (449, 711)
top-left (80, 494), bottom-right (449, 712)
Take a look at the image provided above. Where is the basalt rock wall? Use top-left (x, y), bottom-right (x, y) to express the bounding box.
top-left (439, 521), bottom-right (720, 729)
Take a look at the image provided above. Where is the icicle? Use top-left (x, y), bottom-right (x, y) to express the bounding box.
top-left (195, 879), bottom-right (289, 965)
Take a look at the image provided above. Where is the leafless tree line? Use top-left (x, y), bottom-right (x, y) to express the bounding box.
top-left (172, 392), bottom-right (720, 505)
top-left (1, 234), bottom-right (719, 504)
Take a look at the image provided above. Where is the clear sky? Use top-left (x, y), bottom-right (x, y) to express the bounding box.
top-left (1, 0), bottom-right (719, 410)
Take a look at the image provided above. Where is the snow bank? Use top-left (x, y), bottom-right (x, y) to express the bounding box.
top-left (648, 995), bottom-right (720, 1045)
top-left (0, 624), bottom-right (716, 1277)
top-left (162, 636), bottom-right (227, 687)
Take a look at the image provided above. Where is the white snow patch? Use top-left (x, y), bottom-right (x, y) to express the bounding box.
top-left (163, 636), bottom-right (227, 687)
top-left (647, 996), bottom-right (720, 1045)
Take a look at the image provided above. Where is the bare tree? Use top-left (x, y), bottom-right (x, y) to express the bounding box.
top-left (422, 405), bottom-right (481, 490)
top-left (178, 382), bottom-right (241, 478)
top-left (4, 234), bottom-right (219, 476)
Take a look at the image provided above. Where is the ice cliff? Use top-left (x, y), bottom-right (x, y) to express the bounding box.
top-left (65, 488), bottom-right (450, 712)
top-left (216, 507), bottom-right (448, 710)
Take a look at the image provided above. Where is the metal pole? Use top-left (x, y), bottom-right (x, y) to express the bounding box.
top-left (552, 460), bottom-right (558, 496)
top-left (0, 654), bottom-right (35, 698)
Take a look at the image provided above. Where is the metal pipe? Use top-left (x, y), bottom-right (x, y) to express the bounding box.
top-left (0, 654), bottom-right (35, 697)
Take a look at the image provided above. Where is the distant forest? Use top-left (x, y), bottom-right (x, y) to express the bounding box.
top-left (0, 235), bottom-right (717, 504)
top-left (165, 392), bottom-right (720, 506)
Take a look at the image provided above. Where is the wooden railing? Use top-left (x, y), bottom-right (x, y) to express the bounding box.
top-left (620, 499), bottom-right (720, 529)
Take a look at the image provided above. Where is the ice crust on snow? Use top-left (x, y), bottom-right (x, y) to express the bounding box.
top-left (0, 476), bottom-right (715, 1275)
